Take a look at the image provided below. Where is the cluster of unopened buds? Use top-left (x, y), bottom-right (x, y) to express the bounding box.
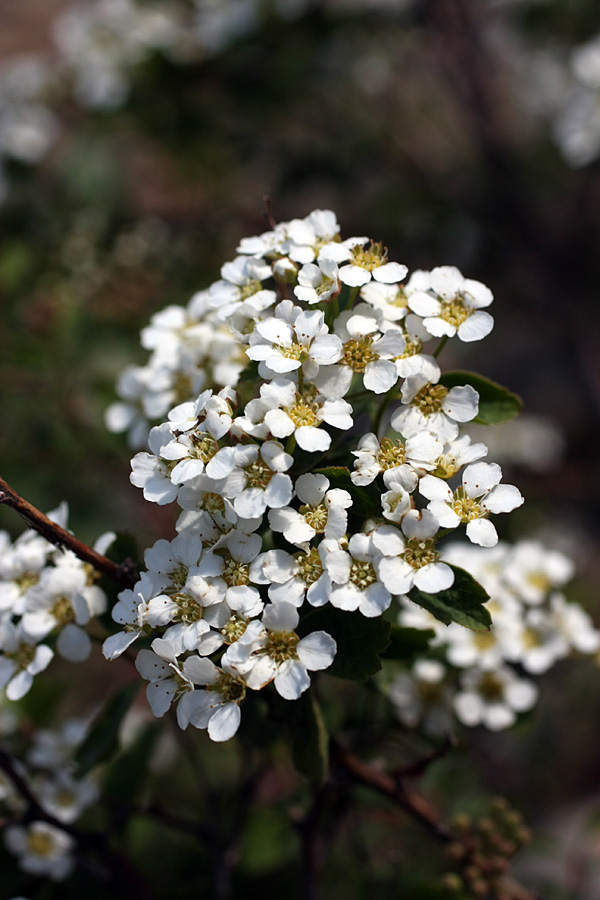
top-left (101, 208), bottom-right (537, 741)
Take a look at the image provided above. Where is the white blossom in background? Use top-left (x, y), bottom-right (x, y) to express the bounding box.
top-left (453, 666), bottom-right (538, 731)
top-left (4, 821), bottom-right (74, 880)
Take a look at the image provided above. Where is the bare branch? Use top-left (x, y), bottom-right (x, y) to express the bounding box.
top-left (0, 476), bottom-right (138, 590)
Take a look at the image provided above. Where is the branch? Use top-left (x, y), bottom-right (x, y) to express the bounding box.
top-left (330, 740), bottom-right (452, 843)
top-left (0, 476), bottom-right (138, 590)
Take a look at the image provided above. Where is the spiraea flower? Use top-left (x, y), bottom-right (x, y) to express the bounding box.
top-left (101, 209), bottom-right (546, 743)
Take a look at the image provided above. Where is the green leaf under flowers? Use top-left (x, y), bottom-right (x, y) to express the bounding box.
top-left (74, 680), bottom-right (140, 778)
top-left (297, 606), bottom-right (391, 680)
top-left (439, 371), bottom-right (522, 424)
top-left (381, 625), bottom-right (435, 661)
top-left (408, 565), bottom-right (491, 632)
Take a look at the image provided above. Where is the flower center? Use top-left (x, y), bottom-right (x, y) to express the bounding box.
top-left (172, 592), bottom-right (204, 624)
top-left (189, 432), bottom-right (219, 463)
top-left (167, 564), bottom-right (189, 592)
top-left (377, 437), bottom-right (407, 470)
top-left (27, 829), bottom-right (55, 858)
top-left (287, 396), bottom-right (320, 427)
top-left (264, 630), bottom-right (299, 664)
top-left (221, 614), bottom-right (248, 643)
top-left (342, 336), bottom-right (378, 372)
top-left (523, 627), bottom-right (543, 649)
top-left (433, 454), bottom-right (460, 479)
top-left (394, 337), bottom-right (422, 359)
top-left (245, 461), bottom-right (274, 489)
top-left (299, 503), bottom-right (329, 532)
top-left (8, 642), bottom-right (37, 670)
top-left (477, 672), bottom-right (505, 703)
top-left (15, 571), bottom-right (40, 592)
top-left (403, 539), bottom-right (439, 570)
top-left (451, 488), bottom-right (485, 523)
top-left (239, 278), bottom-right (264, 300)
top-left (413, 383), bottom-right (448, 416)
top-left (439, 296), bottom-right (471, 328)
top-left (50, 594), bottom-right (75, 626)
top-left (211, 671), bottom-right (246, 704)
top-left (295, 547), bottom-right (324, 584)
top-left (351, 241), bottom-right (388, 271)
top-left (221, 554), bottom-right (250, 587)
top-left (203, 492), bottom-right (226, 514)
top-left (349, 560), bottom-right (377, 590)
top-left (274, 341), bottom-right (308, 362)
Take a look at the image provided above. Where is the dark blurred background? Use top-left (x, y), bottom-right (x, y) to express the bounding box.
top-left (1, 1), bottom-right (600, 895)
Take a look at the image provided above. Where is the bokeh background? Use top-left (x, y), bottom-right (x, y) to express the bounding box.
top-left (1, 1), bottom-right (600, 897)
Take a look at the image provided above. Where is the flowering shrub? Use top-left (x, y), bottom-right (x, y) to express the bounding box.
top-left (0, 208), bottom-right (597, 898)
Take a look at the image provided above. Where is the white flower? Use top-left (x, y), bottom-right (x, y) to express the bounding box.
top-left (223, 602), bottom-right (336, 700)
top-left (388, 659), bottom-right (453, 736)
top-left (130, 422), bottom-right (179, 505)
top-left (319, 237), bottom-right (407, 288)
top-left (38, 771), bottom-right (98, 824)
top-left (247, 307), bottom-right (342, 380)
top-left (391, 376), bottom-right (479, 443)
top-left (103, 571), bottom-right (155, 660)
top-left (281, 209), bottom-right (340, 263)
top-left (208, 255), bottom-right (276, 323)
top-left (136, 637), bottom-right (193, 722)
top-left (419, 462), bottom-right (524, 548)
top-left (250, 547), bottom-right (329, 608)
top-left (376, 511), bottom-right (455, 595)
top-left (453, 666), bottom-right (538, 731)
top-left (178, 657), bottom-right (247, 741)
top-left (4, 820), bottom-right (74, 881)
top-left (550, 592), bottom-right (600, 655)
top-left (21, 566), bottom-right (93, 662)
top-left (294, 257), bottom-right (341, 305)
top-left (407, 266), bottom-right (494, 343)
top-left (226, 440), bottom-right (294, 518)
top-left (268, 473), bottom-right (352, 546)
top-left (320, 531), bottom-right (394, 617)
top-left (351, 431), bottom-right (442, 487)
top-left (503, 540), bottom-right (575, 605)
top-left (238, 379), bottom-right (353, 452)
top-left (316, 306), bottom-right (406, 397)
top-left (0, 620), bottom-right (53, 700)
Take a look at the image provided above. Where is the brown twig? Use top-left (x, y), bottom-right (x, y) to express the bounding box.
top-left (330, 740), bottom-right (452, 843)
top-left (0, 476), bottom-right (138, 590)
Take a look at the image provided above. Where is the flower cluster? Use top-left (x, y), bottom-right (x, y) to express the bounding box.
top-left (1, 711), bottom-right (97, 881)
top-left (0, 507), bottom-right (112, 699)
top-left (104, 208), bottom-right (526, 742)
top-left (389, 540), bottom-right (599, 733)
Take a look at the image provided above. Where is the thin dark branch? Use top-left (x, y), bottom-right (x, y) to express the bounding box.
top-left (0, 746), bottom-right (153, 898)
top-left (0, 476), bottom-right (138, 590)
top-left (330, 740), bottom-right (452, 843)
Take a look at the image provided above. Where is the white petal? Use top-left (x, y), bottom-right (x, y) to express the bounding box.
top-left (466, 518), bottom-right (498, 547)
top-left (482, 484), bottom-right (524, 514)
top-left (296, 426), bottom-right (330, 452)
top-left (443, 386), bottom-right (479, 423)
top-left (275, 660), bottom-right (310, 699)
top-left (463, 462), bottom-right (502, 497)
top-left (297, 631), bottom-right (337, 670)
top-left (457, 311), bottom-right (494, 342)
top-left (414, 562), bottom-right (455, 592)
top-left (208, 703), bottom-right (241, 742)
top-left (363, 360), bottom-right (398, 394)
top-left (57, 625), bottom-right (91, 663)
top-left (373, 261), bottom-right (408, 283)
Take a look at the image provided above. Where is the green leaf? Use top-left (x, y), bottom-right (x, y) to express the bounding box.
top-left (382, 626), bottom-right (435, 661)
top-left (408, 566), bottom-right (491, 632)
top-left (74, 680), bottom-right (140, 778)
top-left (439, 371), bottom-right (522, 424)
top-left (288, 692), bottom-right (329, 783)
top-left (298, 606), bottom-right (391, 680)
